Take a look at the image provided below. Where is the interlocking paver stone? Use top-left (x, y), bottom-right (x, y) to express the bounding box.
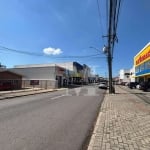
top-left (88, 85), bottom-right (150, 150)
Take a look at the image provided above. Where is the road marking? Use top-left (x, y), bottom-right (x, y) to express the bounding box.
top-left (51, 95), bottom-right (65, 100)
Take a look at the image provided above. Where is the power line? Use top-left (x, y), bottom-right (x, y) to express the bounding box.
top-left (96, 0), bottom-right (105, 44)
top-left (106, 0), bottom-right (109, 31)
top-left (111, 0), bottom-right (122, 57)
top-left (111, 0), bottom-right (117, 57)
top-left (0, 46), bottom-right (42, 56)
top-left (0, 45), bottom-right (103, 59)
top-left (115, 0), bottom-right (121, 33)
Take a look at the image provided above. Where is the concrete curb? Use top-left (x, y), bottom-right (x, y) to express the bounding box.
top-left (87, 88), bottom-right (117, 150)
top-left (87, 90), bottom-right (108, 150)
top-left (0, 88), bottom-right (66, 100)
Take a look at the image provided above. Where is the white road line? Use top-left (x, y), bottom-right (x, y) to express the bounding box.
top-left (51, 95), bottom-right (65, 100)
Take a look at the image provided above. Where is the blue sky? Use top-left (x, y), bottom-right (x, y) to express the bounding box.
top-left (0, 0), bottom-right (150, 77)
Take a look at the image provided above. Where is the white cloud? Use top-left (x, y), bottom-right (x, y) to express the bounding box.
top-left (43, 47), bottom-right (63, 55)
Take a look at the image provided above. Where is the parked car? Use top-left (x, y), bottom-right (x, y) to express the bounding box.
top-left (136, 84), bottom-right (141, 89)
top-left (98, 82), bottom-right (107, 89)
top-left (139, 81), bottom-right (150, 92)
top-left (128, 82), bottom-right (139, 89)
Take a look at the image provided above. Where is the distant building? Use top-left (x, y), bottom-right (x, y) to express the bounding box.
top-left (119, 69), bottom-right (130, 84)
top-left (83, 64), bottom-right (92, 83)
top-left (130, 66), bottom-right (135, 82)
top-left (113, 76), bottom-right (119, 84)
top-left (0, 63), bottom-right (6, 71)
top-left (55, 62), bottom-right (85, 84)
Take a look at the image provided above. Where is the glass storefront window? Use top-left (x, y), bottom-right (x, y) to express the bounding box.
top-left (145, 60), bottom-right (150, 69)
top-left (140, 63), bottom-right (145, 71)
top-left (135, 66), bottom-right (139, 73)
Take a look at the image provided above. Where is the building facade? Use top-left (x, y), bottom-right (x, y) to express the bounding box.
top-left (0, 70), bottom-right (22, 90)
top-left (134, 42), bottom-right (150, 83)
top-left (11, 64), bottom-right (66, 89)
top-left (119, 69), bottom-right (130, 84)
top-left (10, 62), bottom-right (92, 89)
top-left (130, 66), bottom-right (135, 82)
top-left (54, 62), bottom-right (91, 84)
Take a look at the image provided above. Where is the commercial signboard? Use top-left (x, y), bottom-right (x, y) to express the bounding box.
top-left (134, 43), bottom-right (150, 66)
top-left (134, 42), bottom-right (150, 77)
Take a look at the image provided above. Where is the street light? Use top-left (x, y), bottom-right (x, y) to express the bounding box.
top-left (89, 46), bottom-right (108, 54)
top-left (90, 46), bottom-right (114, 94)
top-left (102, 45), bottom-right (108, 54)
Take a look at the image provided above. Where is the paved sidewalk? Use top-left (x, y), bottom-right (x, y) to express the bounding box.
top-left (88, 85), bottom-right (150, 150)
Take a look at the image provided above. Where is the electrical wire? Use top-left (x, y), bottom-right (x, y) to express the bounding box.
top-left (96, 0), bottom-right (105, 44)
top-left (111, 0), bottom-right (122, 57)
top-left (0, 45), bottom-right (104, 59)
top-left (0, 46), bottom-right (42, 56)
top-left (111, 0), bottom-right (117, 57)
top-left (106, 0), bottom-right (109, 31)
top-left (115, 0), bottom-right (121, 33)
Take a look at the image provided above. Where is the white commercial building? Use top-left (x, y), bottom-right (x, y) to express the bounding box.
top-left (130, 66), bottom-right (135, 82)
top-left (119, 69), bottom-right (130, 84)
top-left (11, 64), bottom-right (66, 89)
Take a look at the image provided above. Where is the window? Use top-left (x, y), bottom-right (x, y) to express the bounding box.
top-left (135, 66), bottom-right (139, 73)
top-left (124, 73), bottom-right (130, 75)
top-left (30, 80), bottom-right (39, 85)
top-left (140, 63), bottom-right (145, 71)
top-left (145, 60), bottom-right (150, 69)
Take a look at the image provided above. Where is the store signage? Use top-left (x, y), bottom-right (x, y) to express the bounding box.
top-left (134, 44), bottom-right (150, 66)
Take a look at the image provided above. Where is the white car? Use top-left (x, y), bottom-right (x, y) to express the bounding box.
top-left (98, 82), bottom-right (107, 89)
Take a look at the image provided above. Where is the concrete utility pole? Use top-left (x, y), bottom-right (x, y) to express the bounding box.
top-left (107, 44), bottom-right (113, 94)
top-left (96, 0), bottom-right (121, 93)
top-left (107, 0), bottom-right (113, 94)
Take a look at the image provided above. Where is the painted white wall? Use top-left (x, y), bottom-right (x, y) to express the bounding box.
top-left (130, 67), bottom-right (135, 82)
top-left (119, 69), bottom-right (130, 83)
top-left (11, 66), bottom-right (56, 80)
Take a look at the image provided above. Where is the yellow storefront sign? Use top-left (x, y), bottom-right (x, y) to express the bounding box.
top-left (134, 43), bottom-right (150, 66)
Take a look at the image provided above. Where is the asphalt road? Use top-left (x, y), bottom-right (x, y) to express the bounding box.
top-left (0, 85), bottom-right (105, 150)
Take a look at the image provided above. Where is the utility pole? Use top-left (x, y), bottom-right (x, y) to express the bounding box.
top-left (96, 0), bottom-right (121, 93)
top-left (107, 0), bottom-right (113, 94)
top-left (107, 44), bottom-right (113, 94)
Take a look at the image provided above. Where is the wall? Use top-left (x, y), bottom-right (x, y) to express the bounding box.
top-left (0, 71), bottom-right (22, 80)
top-left (22, 80), bottom-right (57, 89)
top-left (0, 71), bottom-right (22, 89)
top-left (11, 66), bottom-right (56, 80)
top-left (119, 69), bottom-right (130, 83)
top-left (11, 65), bottom-right (67, 89)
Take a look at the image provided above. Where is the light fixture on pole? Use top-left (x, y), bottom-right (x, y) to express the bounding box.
top-left (102, 45), bottom-right (108, 54)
